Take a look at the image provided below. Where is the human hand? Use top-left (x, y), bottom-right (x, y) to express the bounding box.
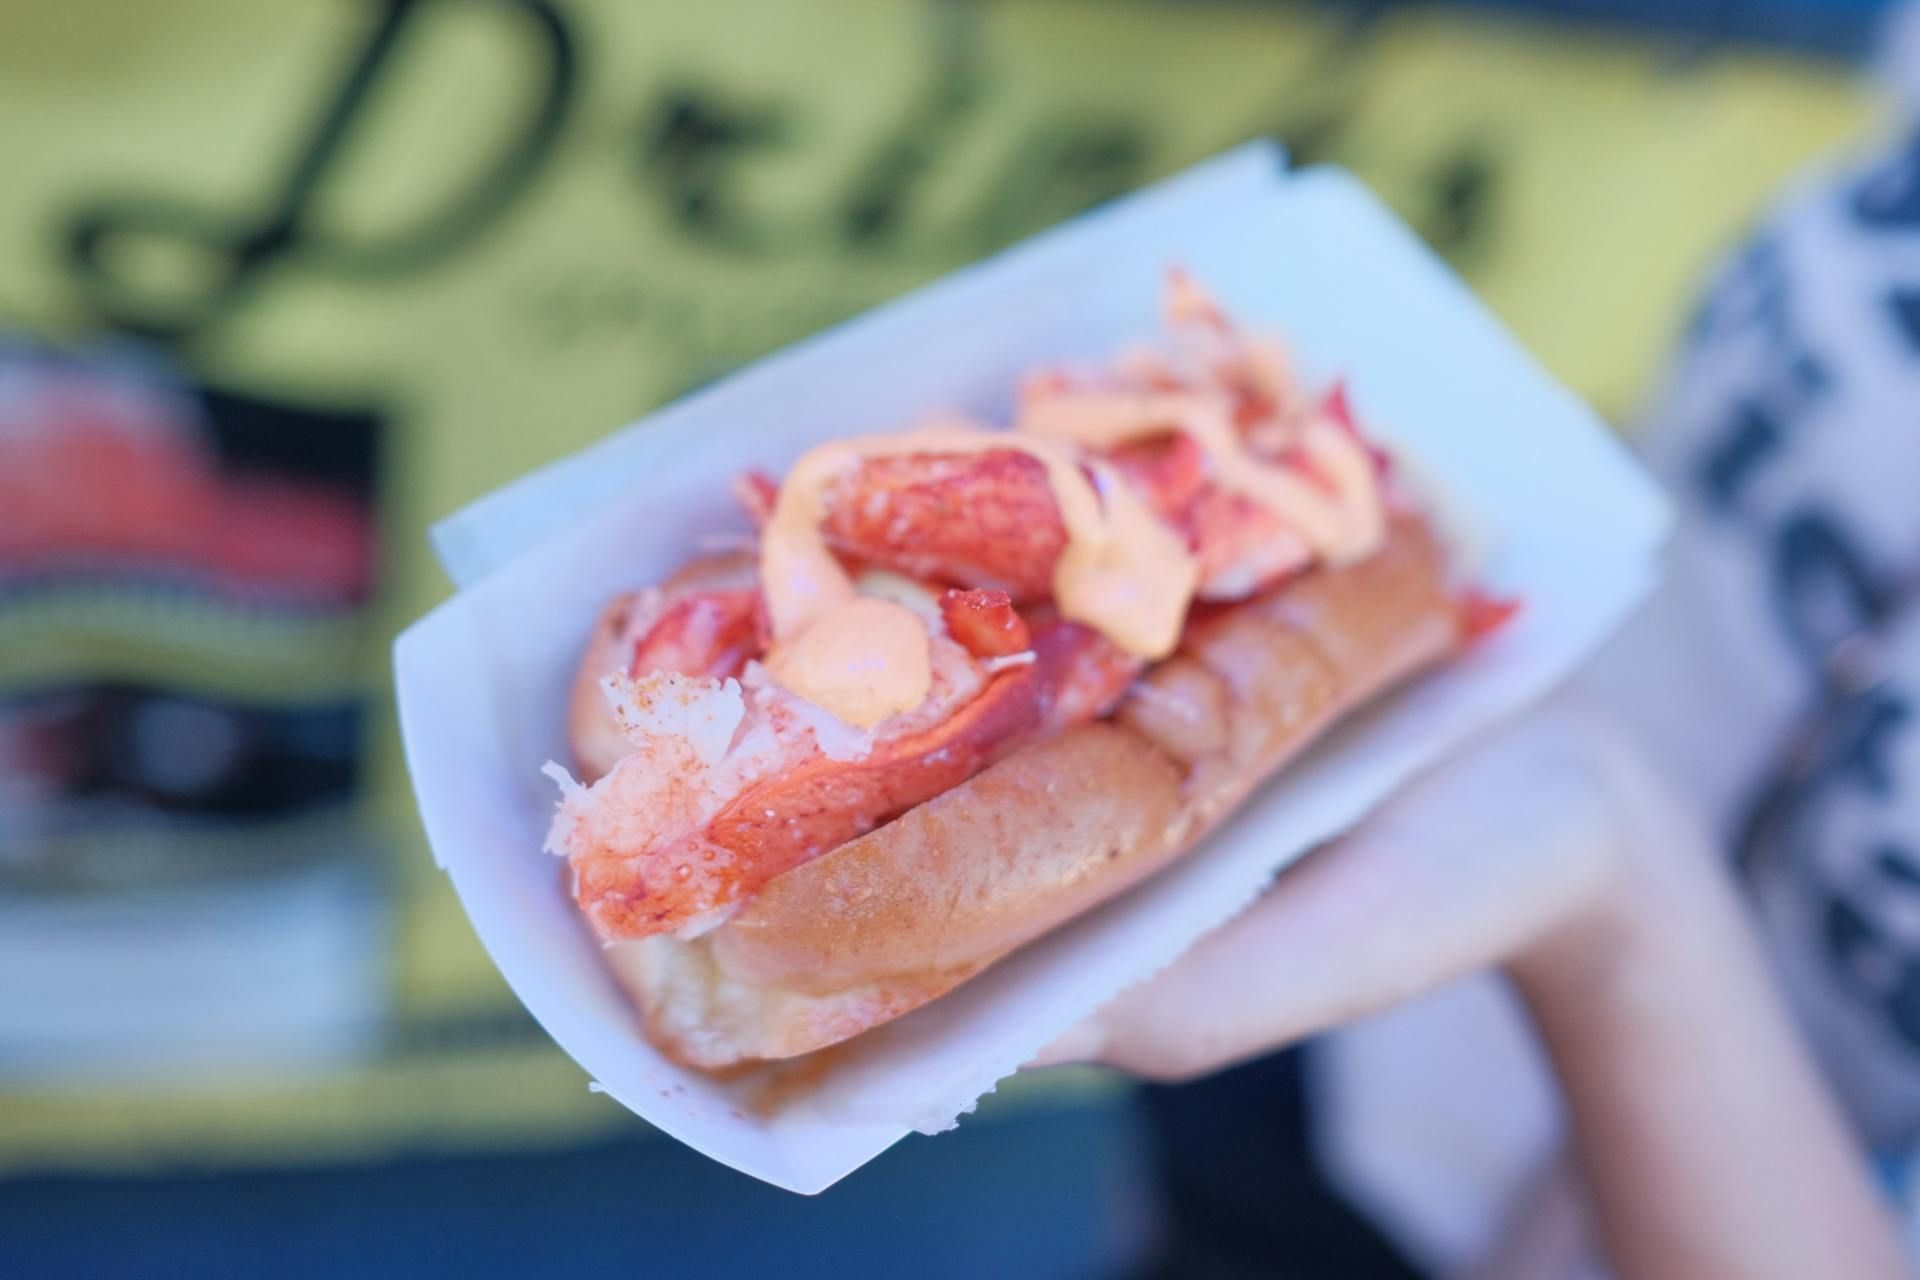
top-left (1027, 699), bottom-right (1656, 1080)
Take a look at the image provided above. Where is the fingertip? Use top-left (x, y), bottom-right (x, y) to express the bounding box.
top-left (1024, 1019), bottom-right (1107, 1069)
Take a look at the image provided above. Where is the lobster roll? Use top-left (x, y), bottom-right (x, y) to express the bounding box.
top-left (543, 274), bottom-right (1506, 1071)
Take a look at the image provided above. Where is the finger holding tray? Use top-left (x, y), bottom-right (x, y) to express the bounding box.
top-left (396, 143), bottom-right (1671, 1192)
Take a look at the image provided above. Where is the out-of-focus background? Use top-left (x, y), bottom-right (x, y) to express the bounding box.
top-left (0, 0), bottom-right (1896, 1274)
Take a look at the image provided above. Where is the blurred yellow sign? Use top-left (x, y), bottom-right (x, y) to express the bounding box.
top-left (0, 0), bottom-right (1878, 1163)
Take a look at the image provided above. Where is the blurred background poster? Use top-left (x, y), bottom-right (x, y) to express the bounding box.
top-left (0, 340), bottom-right (383, 1076)
top-left (0, 0), bottom-right (1896, 1274)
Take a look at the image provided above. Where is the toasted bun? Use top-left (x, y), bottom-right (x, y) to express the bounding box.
top-left (590, 514), bottom-right (1458, 1069)
top-left (568, 593), bottom-right (646, 784)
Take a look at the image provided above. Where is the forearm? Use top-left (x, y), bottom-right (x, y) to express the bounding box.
top-left (1512, 741), bottom-right (1910, 1280)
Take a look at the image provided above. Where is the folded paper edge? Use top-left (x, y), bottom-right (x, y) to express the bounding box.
top-left (393, 608), bottom-right (460, 871)
top-left (1281, 166), bottom-right (1676, 551)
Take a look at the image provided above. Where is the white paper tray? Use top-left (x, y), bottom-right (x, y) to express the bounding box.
top-left (395, 142), bottom-right (1671, 1193)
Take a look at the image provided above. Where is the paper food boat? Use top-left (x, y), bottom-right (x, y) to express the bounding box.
top-left (395, 142), bottom-right (1671, 1194)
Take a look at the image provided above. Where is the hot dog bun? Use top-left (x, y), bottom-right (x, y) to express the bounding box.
top-left (568, 592), bottom-right (646, 785)
top-left (587, 513), bottom-right (1459, 1070)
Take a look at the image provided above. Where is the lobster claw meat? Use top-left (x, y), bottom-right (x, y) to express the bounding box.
top-left (820, 450), bottom-right (1068, 599)
top-left (559, 608), bottom-right (1145, 940)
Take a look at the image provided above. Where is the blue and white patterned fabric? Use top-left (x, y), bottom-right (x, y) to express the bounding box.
top-left (1320, 20), bottom-right (1920, 1272)
top-left (1626, 114), bottom-right (1920, 1161)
